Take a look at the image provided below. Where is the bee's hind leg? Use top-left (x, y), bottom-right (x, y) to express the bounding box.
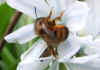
top-left (40, 45), bottom-right (57, 58)
top-left (49, 47), bottom-right (57, 58)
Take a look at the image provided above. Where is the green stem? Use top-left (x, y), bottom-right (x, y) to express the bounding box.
top-left (1, 47), bottom-right (16, 65)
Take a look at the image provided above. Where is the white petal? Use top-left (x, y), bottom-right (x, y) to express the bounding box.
top-left (93, 36), bottom-right (100, 47)
top-left (21, 39), bottom-right (47, 61)
top-left (79, 35), bottom-right (100, 55)
top-left (76, 35), bottom-right (93, 46)
top-left (4, 24), bottom-right (37, 44)
top-left (66, 54), bottom-right (99, 64)
top-left (84, 45), bottom-right (100, 55)
top-left (49, 61), bottom-right (59, 70)
top-left (59, 0), bottom-right (76, 10)
top-left (6, 0), bottom-right (58, 18)
top-left (85, 59), bottom-right (100, 68)
top-left (65, 1), bottom-right (89, 32)
top-left (58, 33), bottom-right (80, 60)
top-left (65, 63), bottom-right (100, 70)
top-left (94, 35), bottom-right (100, 42)
top-left (6, 0), bottom-right (48, 18)
top-left (17, 59), bottom-right (50, 70)
top-left (65, 59), bottom-right (100, 70)
top-left (85, 0), bottom-right (100, 35)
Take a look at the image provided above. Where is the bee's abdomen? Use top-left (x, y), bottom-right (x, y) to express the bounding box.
top-left (55, 25), bottom-right (69, 42)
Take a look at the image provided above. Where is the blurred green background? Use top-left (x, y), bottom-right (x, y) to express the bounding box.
top-left (0, 3), bottom-right (36, 70)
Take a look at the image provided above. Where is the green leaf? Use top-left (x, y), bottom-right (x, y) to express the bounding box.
top-left (44, 65), bottom-right (49, 70)
top-left (0, 3), bottom-right (39, 70)
top-left (0, 60), bottom-right (8, 70)
top-left (0, 3), bottom-right (14, 40)
top-left (0, 47), bottom-right (16, 65)
top-left (59, 63), bottom-right (67, 70)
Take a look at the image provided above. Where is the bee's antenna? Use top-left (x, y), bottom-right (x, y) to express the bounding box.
top-left (34, 7), bottom-right (38, 18)
top-left (54, 11), bottom-right (64, 21)
top-left (48, 8), bottom-right (53, 18)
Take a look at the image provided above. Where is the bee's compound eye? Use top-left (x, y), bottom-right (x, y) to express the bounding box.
top-left (48, 22), bottom-right (50, 25)
top-left (48, 22), bottom-right (55, 26)
top-left (39, 21), bottom-right (42, 25)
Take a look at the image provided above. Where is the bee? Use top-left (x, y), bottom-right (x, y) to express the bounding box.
top-left (35, 9), bottom-right (69, 58)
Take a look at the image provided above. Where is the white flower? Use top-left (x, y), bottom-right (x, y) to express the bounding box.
top-left (4, 0), bottom-right (100, 70)
top-left (16, 38), bottom-right (100, 70)
top-left (4, 0), bottom-right (89, 44)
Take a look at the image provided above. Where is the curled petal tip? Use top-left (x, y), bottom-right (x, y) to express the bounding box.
top-left (4, 24), bottom-right (37, 44)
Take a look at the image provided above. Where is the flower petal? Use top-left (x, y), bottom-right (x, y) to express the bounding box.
top-left (65, 1), bottom-right (89, 32)
top-left (78, 35), bottom-right (100, 55)
top-left (17, 59), bottom-right (50, 70)
top-left (76, 35), bottom-right (93, 46)
top-left (93, 36), bottom-right (100, 47)
top-left (85, 0), bottom-right (100, 36)
top-left (85, 59), bottom-right (100, 68)
top-left (58, 33), bottom-right (80, 60)
top-left (65, 59), bottom-right (100, 70)
top-left (84, 45), bottom-right (100, 55)
top-left (4, 24), bottom-right (37, 44)
top-left (66, 54), bottom-right (99, 64)
top-left (59, 0), bottom-right (76, 10)
top-left (48, 61), bottom-right (59, 70)
top-left (6, 0), bottom-right (58, 18)
top-left (21, 39), bottom-right (47, 60)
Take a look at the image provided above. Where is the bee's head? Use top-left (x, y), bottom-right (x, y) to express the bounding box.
top-left (35, 17), bottom-right (56, 28)
top-left (35, 9), bottom-right (64, 35)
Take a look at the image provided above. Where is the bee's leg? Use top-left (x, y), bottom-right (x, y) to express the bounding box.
top-left (40, 45), bottom-right (57, 58)
top-left (40, 47), bottom-right (52, 57)
top-left (54, 11), bottom-right (64, 21)
top-left (50, 47), bottom-right (57, 58)
top-left (48, 8), bottom-right (53, 18)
